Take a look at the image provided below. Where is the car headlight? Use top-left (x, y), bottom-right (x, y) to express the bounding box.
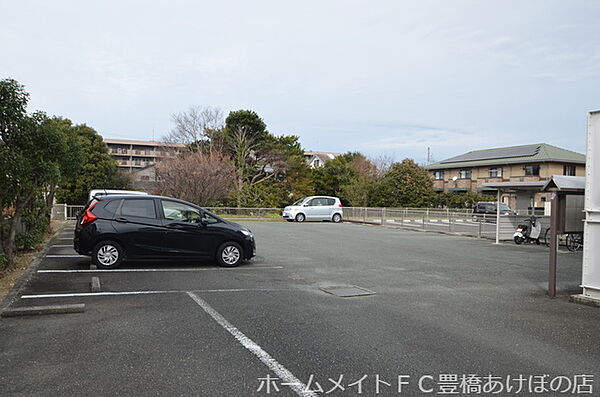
top-left (240, 229), bottom-right (253, 238)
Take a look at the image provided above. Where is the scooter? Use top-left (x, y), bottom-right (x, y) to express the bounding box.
top-left (514, 215), bottom-right (541, 244)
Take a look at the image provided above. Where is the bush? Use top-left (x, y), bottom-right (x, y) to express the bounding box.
top-left (16, 200), bottom-right (50, 251)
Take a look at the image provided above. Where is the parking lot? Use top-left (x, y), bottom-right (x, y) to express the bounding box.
top-left (1, 221), bottom-right (599, 396)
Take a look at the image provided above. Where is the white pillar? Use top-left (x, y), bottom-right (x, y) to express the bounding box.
top-left (495, 189), bottom-right (501, 244)
top-left (582, 110), bottom-right (600, 300)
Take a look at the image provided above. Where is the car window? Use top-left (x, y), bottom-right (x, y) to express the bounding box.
top-left (104, 199), bottom-right (121, 215)
top-left (161, 200), bottom-right (202, 223)
top-left (121, 199), bottom-right (157, 219)
top-left (314, 198), bottom-right (328, 206)
top-left (201, 212), bottom-right (219, 224)
top-left (326, 198), bottom-right (335, 206)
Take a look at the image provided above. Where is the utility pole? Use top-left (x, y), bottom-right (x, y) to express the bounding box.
top-left (426, 146), bottom-right (433, 165)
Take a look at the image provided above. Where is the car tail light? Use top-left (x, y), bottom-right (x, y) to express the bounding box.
top-left (81, 201), bottom-right (98, 225)
top-left (338, 204), bottom-right (343, 207)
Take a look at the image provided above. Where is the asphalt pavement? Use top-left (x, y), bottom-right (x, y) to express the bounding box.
top-left (0, 220), bottom-right (598, 396)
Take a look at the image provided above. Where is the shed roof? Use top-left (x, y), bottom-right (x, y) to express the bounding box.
top-left (542, 175), bottom-right (585, 193)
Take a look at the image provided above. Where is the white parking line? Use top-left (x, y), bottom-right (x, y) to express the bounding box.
top-left (46, 255), bottom-right (87, 258)
top-left (187, 292), bottom-right (317, 397)
top-left (37, 266), bottom-right (284, 273)
top-left (21, 288), bottom-right (282, 299)
top-left (51, 245), bottom-right (74, 248)
top-left (57, 237), bottom-right (73, 240)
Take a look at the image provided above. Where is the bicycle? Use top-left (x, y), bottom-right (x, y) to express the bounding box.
top-left (566, 232), bottom-right (583, 252)
top-left (543, 227), bottom-right (552, 247)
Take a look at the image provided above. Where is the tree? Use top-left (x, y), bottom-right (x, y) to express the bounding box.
top-left (163, 106), bottom-right (225, 151)
top-left (0, 79), bottom-right (73, 268)
top-left (222, 109), bottom-right (268, 144)
top-left (229, 134), bottom-right (314, 207)
top-left (219, 110), bottom-right (306, 207)
top-left (56, 124), bottom-right (129, 204)
top-left (370, 159), bottom-right (436, 207)
top-left (39, 117), bottom-right (83, 218)
top-left (312, 152), bottom-right (364, 204)
top-left (155, 151), bottom-right (236, 205)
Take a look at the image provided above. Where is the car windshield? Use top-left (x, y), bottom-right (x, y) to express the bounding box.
top-left (292, 198), bottom-right (308, 206)
top-left (499, 203), bottom-right (511, 211)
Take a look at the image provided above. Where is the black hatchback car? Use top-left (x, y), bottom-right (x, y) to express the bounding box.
top-left (472, 201), bottom-right (515, 219)
top-left (74, 195), bottom-right (256, 268)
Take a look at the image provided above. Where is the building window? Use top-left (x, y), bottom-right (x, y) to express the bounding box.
top-left (458, 169), bottom-right (472, 179)
top-left (564, 165), bottom-right (576, 176)
top-left (488, 167), bottom-right (502, 178)
top-left (313, 159), bottom-right (320, 167)
top-left (434, 171), bottom-right (445, 180)
top-left (523, 165), bottom-right (540, 176)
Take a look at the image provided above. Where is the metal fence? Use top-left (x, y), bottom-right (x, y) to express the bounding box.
top-left (343, 207), bottom-right (550, 241)
top-left (51, 204), bottom-right (85, 220)
top-left (50, 204), bottom-right (550, 241)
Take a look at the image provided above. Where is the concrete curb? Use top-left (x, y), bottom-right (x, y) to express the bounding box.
top-left (1, 303), bottom-right (85, 317)
top-left (0, 221), bottom-right (69, 313)
top-left (570, 294), bottom-right (600, 308)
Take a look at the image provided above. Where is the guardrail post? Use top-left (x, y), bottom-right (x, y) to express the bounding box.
top-left (478, 218), bottom-right (482, 238)
top-left (63, 203), bottom-right (68, 221)
top-left (381, 208), bottom-right (386, 225)
top-left (363, 207), bottom-right (367, 223)
top-left (449, 213), bottom-right (452, 232)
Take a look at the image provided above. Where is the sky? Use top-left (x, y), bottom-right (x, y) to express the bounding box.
top-left (1, 0), bottom-right (599, 164)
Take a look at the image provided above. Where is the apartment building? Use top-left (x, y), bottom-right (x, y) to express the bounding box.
top-left (104, 138), bottom-right (185, 171)
top-left (426, 143), bottom-right (585, 209)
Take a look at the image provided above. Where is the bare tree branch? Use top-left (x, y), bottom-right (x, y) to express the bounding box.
top-left (163, 106), bottom-right (224, 146)
top-left (155, 150), bottom-right (235, 206)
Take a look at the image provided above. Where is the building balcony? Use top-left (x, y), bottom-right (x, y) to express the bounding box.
top-left (116, 161), bottom-right (154, 168)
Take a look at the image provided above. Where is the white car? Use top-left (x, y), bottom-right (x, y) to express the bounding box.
top-left (88, 189), bottom-right (148, 202)
top-left (282, 196), bottom-right (343, 223)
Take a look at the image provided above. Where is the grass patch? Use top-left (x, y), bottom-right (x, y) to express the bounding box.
top-left (215, 213), bottom-right (284, 221)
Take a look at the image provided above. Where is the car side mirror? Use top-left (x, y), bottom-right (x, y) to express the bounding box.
top-left (303, 203), bottom-right (309, 207)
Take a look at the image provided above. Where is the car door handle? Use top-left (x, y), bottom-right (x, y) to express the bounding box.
top-left (115, 217), bottom-right (128, 223)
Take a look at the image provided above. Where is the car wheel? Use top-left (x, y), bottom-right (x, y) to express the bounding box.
top-left (92, 240), bottom-right (124, 269)
top-left (332, 213), bottom-right (342, 223)
top-left (295, 213), bottom-right (305, 222)
top-left (216, 242), bottom-right (243, 267)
